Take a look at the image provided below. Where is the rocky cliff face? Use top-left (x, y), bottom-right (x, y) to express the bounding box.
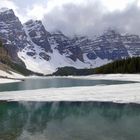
top-left (24, 20), bottom-right (52, 53)
top-left (0, 40), bottom-right (10, 62)
top-left (0, 8), bottom-right (33, 63)
top-left (50, 31), bottom-right (84, 62)
top-left (0, 8), bottom-right (140, 74)
top-left (72, 30), bottom-right (130, 61)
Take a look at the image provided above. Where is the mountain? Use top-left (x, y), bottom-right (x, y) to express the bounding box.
top-left (0, 8), bottom-right (32, 63)
top-left (0, 8), bottom-right (140, 74)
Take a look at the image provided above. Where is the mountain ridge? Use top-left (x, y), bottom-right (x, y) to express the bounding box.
top-left (0, 8), bottom-right (140, 74)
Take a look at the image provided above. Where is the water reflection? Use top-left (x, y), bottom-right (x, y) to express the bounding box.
top-left (0, 102), bottom-right (140, 140)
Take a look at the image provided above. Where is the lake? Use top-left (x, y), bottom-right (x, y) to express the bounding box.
top-left (0, 101), bottom-right (140, 140)
top-left (0, 78), bottom-right (139, 140)
top-left (0, 77), bottom-right (136, 92)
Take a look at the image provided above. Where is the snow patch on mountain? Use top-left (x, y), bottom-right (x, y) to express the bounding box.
top-left (18, 35), bottom-right (90, 74)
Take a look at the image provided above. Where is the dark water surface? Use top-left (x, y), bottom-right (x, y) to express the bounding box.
top-left (0, 78), bottom-right (136, 92)
top-left (0, 102), bottom-right (140, 140)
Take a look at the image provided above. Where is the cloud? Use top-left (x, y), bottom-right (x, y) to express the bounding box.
top-left (1, 0), bottom-right (140, 37)
top-left (101, 4), bottom-right (140, 35)
top-left (43, 2), bottom-right (103, 36)
top-left (0, 0), bottom-right (28, 22)
top-left (42, 0), bottom-right (140, 37)
top-left (20, 0), bottom-right (89, 22)
top-left (0, 0), bottom-right (18, 11)
top-left (0, 0), bottom-right (46, 22)
top-left (26, 4), bottom-right (47, 20)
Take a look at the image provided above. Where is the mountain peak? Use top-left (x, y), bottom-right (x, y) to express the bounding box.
top-left (0, 7), bottom-right (14, 14)
top-left (24, 19), bottom-right (43, 26)
top-left (24, 19), bottom-right (45, 32)
top-left (0, 7), bottom-right (18, 22)
top-left (103, 29), bottom-right (119, 36)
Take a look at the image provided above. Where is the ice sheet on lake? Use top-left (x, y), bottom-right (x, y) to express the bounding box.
top-left (0, 82), bottom-right (140, 104)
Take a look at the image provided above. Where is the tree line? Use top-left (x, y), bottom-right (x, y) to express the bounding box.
top-left (53, 57), bottom-right (140, 76)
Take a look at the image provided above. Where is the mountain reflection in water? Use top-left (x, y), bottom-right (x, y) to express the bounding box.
top-left (0, 102), bottom-right (140, 140)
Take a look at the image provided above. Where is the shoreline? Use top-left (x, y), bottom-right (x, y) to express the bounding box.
top-left (1, 100), bottom-right (140, 106)
top-left (0, 76), bottom-right (25, 81)
top-left (0, 78), bottom-right (22, 84)
top-left (51, 74), bottom-right (140, 82)
top-left (0, 76), bottom-right (25, 84)
top-left (0, 70), bottom-right (25, 83)
top-left (25, 74), bottom-right (140, 82)
top-left (0, 74), bottom-right (139, 84)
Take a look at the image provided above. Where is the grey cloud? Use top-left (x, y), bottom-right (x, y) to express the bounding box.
top-left (42, 2), bottom-right (140, 37)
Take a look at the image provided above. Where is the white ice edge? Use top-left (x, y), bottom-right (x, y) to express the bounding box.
top-left (65, 74), bottom-right (140, 82)
top-left (0, 74), bottom-right (140, 104)
top-left (0, 82), bottom-right (140, 104)
top-left (26, 74), bottom-right (140, 82)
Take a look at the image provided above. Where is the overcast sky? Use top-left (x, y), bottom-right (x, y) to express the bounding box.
top-left (1, 0), bottom-right (140, 36)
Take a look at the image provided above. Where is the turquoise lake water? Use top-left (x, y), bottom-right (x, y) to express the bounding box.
top-left (0, 78), bottom-right (136, 92)
top-left (0, 102), bottom-right (140, 140)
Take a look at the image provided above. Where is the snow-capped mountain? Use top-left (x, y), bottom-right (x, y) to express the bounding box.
top-left (0, 8), bottom-right (32, 63)
top-left (0, 8), bottom-right (140, 74)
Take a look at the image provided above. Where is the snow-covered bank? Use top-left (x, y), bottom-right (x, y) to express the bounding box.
top-left (26, 74), bottom-right (140, 82)
top-left (0, 82), bottom-right (140, 104)
top-left (0, 70), bottom-right (24, 83)
top-left (70, 74), bottom-right (140, 82)
top-left (0, 79), bottom-right (21, 84)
